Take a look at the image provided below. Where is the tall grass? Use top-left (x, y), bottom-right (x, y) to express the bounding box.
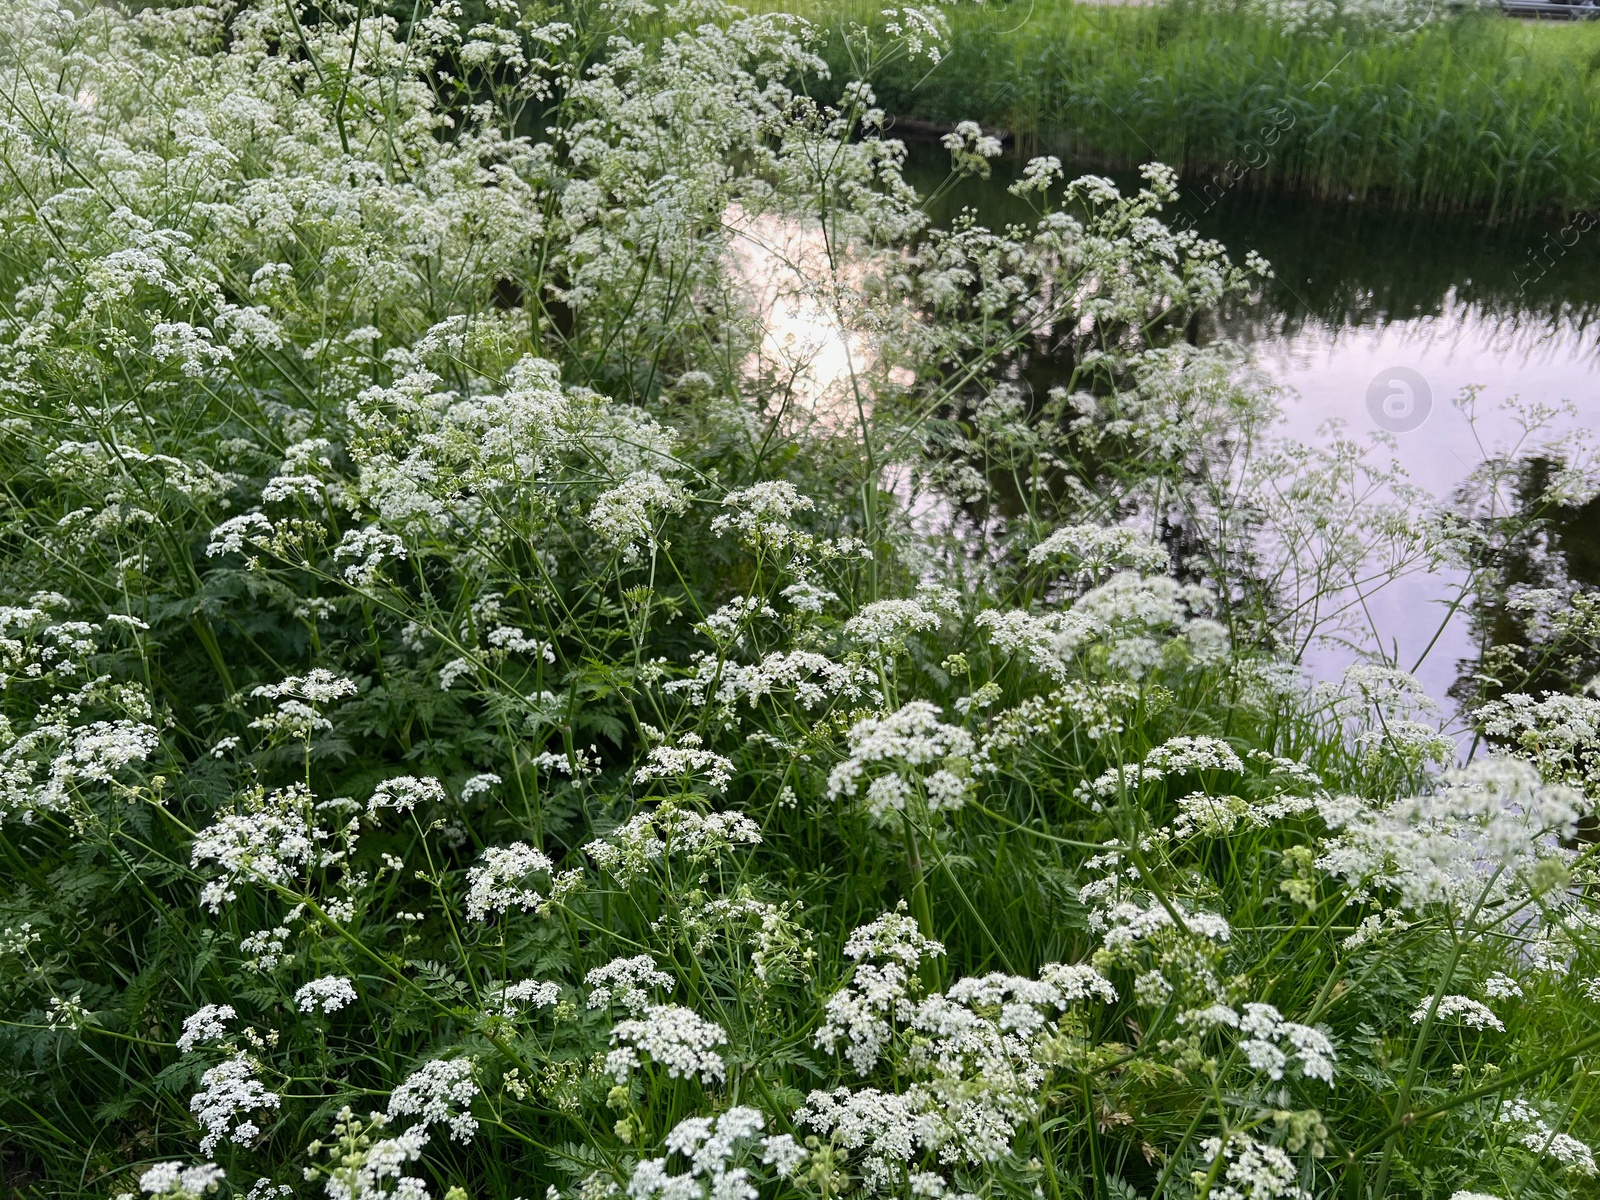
top-left (779, 0), bottom-right (1600, 216)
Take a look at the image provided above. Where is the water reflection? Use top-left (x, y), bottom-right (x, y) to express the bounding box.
top-left (903, 142), bottom-right (1600, 718)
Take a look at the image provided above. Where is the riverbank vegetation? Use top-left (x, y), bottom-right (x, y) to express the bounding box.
top-left (1, 2), bottom-right (1599, 1200)
top-left (779, 0), bottom-right (1600, 216)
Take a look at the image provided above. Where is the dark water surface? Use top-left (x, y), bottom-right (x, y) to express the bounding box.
top-left (905, 147), bottom-right (1600, 720)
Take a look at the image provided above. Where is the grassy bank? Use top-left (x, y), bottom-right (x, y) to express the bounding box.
top-left (6, 3), bottom-right (1600, 1198)
top-left (782, 0), bottom-right (1600, 216)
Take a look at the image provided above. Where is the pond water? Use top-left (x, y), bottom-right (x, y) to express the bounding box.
top-left (906, 146), bottom-right (1600, 725)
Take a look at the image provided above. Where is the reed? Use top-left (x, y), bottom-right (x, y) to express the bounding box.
top-left (776, 0), bottom-right (1600, 217)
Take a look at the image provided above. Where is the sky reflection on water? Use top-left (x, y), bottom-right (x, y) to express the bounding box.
top-left (909, 146), bottom-right (1600, 720)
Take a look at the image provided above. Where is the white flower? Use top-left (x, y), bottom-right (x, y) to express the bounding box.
top-left (1027, 523), bottom-right (1170, 581)
top-left (1538, 1133), bottom-right (1599, 1175)
top-left (190, 1054), bottom-right (280, 1154)
top-left (588, 471), bottom-right (688, 562)
top-left (844, 592), bottom-right (953, 649)
top-left (438, 657), bottom-right (474, 690)
top-left (464, 842), bottom-right (556, 921)
top-left (190, 784), bottom-right (321, 911)
top-left (797, 1087), bottom-right (924, 1192)
top-left (1482, 972), bottom-right (1523, 1000)
top-left (388, 1058), bottom-right (479, 1142)
top-left (1197, 1134), bottom-right (1310, 1200)
top-left (607, 1004), bottom-right (727, 1084)
top-left (827, 702), bottom-right (974, 821)
top-left (978, 573), bottom-right (1223, 681)
top-left (1497, 1097), bottom-right (1598, 1174)
top-left (760, 1134), bottom-right (807, 1177)
top-left (206, 514), bottom-right (276, 558)
top-left (251, 670), bottom-right (358, 706)
top-left (460, 773), bottom-right (500, 801)
top-left (711, 481), bottom-right (815, 546)
top-left (333, 526), bottom-right (407, 585)
top-left (313, 1109), bottom-right (429, 1200)
top-left (486, 979), bottom-right (561, 1019)
top-left (586, 955), bottom-right (675, 1012)
top-left (1411, 995), bottom-right (1504, 1031)
top-left (1080, 735), bottom-right (1245, 802)
top-left (1094, 899), bottom-right (1231, 951)
top-left (629, 1108), bottom-right (773, 1200)
top-left (585, 803), bottom-right (760, 885)
top-left (1009, 155), bottom-right (1064, 196)
top-left (137, 1162), bottom-right (226, 1199)
top-left (368, 775), bottom-right (446, 816)
top-left (843, 906), bottom-right (945, 966)
top-left (1317, 757), bottom-right (1590, 913)
top-left (663, 650), bottom-right (872, 712)
top-left (633, 733), bottom-right (736, 791)
top-left (940, 120), bottom-right (1000, 159)
top-left (296, 976), bottom-right (358, 1014)
top-left (178, 1004), bottom-right (236, 1053)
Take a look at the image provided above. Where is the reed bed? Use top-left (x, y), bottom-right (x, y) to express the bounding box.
top-left (777, 0), bottom-right (1600, 216)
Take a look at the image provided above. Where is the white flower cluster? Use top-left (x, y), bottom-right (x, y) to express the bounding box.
top-left (979, 573), bottom-right (1227, 682)
top-left (1179, 1002), bottom-right (1337, 1083)
top-left (607, 1004), bottom-right (728, 1085)
top-left (826, 702), bottom-right (975, 821)
top-left (1411, 995), bottom-right (1504, 1032)
top-left (844, 589), bottom-right (956, 649)
top-left (309, 1107), bottom-right (430, 1200)
top-left (190, 784), bottom-right (333, 911)
top-left (1026, 523), bottom-right (1171, 582)
top-left (806, 911), bottom-right (1117, 1189)
top-left (1079, 735), bottom-right (1245, 805)
top-left (486, 979), bottom-right (561, 1019)
top-left (816, 908), bottom-right (946, 1075)
top-left (0, 685), bottom-right (160, 822)
top-left (1478, 691), bottom-right (1600, 796)
top-left (1193, 1134), bottom-right (1311, 1200)
top-left (633, 733), bottom-right (737, 792)
top-left (247, 671), bottom-right (358, 741)
top-left (333, 526), bottom-right (408, 585)
top-left (1498, 1097), bottom-right (1598, 1174)
top-left (296, 976), bottom-right (358, 1014)
top-left (585, 803), bottom-right (761, 886)
top-left (588, 471), bottom-right (689, 562)
top-left (663, 650), bottom-right (876, 713)
top-left (367, 775), bottom-right (446, 816)
top-left (190, 1054), bottom-right (280, 1154)
top-left (387, 1058), bottom-right (479, 1143)
top-left (941, 119), bottom-right (1002, 160)
top-left (1093, 899), bottom-right (1233, 952)
top-left (628, 1107), bottom-right (806, 1200)
top-left (1317, 757), bottom-right (1592, 911)
top-left (1082, 864), bottom-right (1234, 1006)
top-left (586, 955), bottom-right (676, 1012)
top-left (675, 893), bottom-right (813, 986)
top-left (1482, 972), bottom-right (1523, 1000)
top-left (464, 842), bottom-right (577, 921)
top-left (710, 481), bottom-right (815, 547)
top-left (1170, 788), bottom-right (1317, 839)
top-left (177, 1004), bottom-right (236, 1053)
top-left (133, 1162), bottom-right (225, 1200)
top-left (694, 597), bottom-right (782, 649)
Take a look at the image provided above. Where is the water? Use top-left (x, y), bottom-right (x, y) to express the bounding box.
top-left (905, 147), bottom-right (1600, 721)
